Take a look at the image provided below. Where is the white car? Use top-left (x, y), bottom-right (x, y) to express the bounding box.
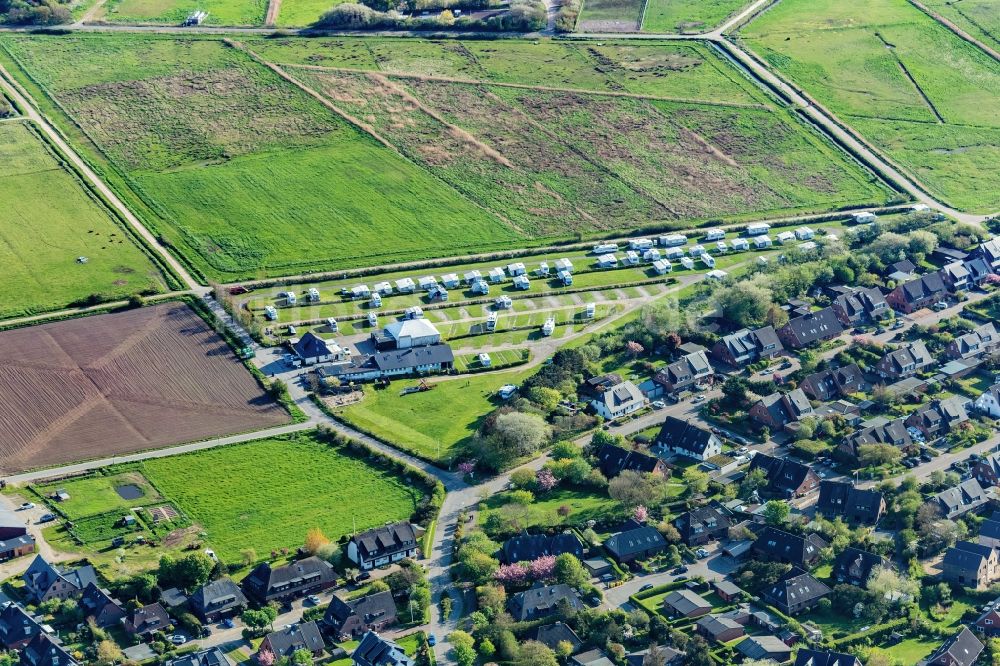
top-left (651, 400), bottom-right (666, 409)
top-left (692, 395), bottom-right (706, 404)
top-left (169, 635), bottom-right (187, 646)
top-left (19, 503), bottom-right (35, 510)
top-left (696, 548), bottom-right (710, 558)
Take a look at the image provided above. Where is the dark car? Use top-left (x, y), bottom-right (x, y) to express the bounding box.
top-left (355, 571), bottom-right (372, 582)
top-left (38, 513), bottom-right (56, 523)
top-left (639, 583), bottom-right (655, 592)
top-left (921, 453), bottom-right (933, 463)
top-left (673, 566), bottom-right (689, 575)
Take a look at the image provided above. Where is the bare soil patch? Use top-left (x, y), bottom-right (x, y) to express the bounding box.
top-left (0, 302), bottom-right (288, 474)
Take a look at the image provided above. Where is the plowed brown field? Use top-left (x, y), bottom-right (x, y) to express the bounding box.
top-left (0, 303), bottom-right (289, 474)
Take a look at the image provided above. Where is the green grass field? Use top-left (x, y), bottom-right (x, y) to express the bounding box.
top-left (276, 0), bottom-right (345, 25)
top-left (337, 370), bottom-right (534, 464)
top-left (100, 0), bottom-right (266, 25)
top-left (576, 0), bottom-right (644, 32)
top-left (479, 487), bottom-right (621, 532)
top-left (0, 121), bottom-right (166, 319)
top-left (140, 432), bottom-right (421, 561)
top-left (642, 0), bottom-right (749, 33)
top-left (740, 0), bottom-right (1000, 212)
top-left (33, 471), bottom-right (163, 520)
top-left (922, 0), bottom-right (1000, 51)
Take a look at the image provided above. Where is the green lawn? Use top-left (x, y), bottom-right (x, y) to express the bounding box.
top-left (0, 120), bottom-right (166, 319)
top-left (740, 0), bottom-right (1000, 212)
top-left (642, 0), bottom-right (750, 33)
top-left (337, 370), bottom-right (534, 464)
top-left (276, 0), bottom-right (345, 26)
top-left (140, 431), bottom-right (422, 562)
top-left (480, 487), bottom-right (621, 532)
top-left (33, 472), bottom-right (164, 520)
top-left (576, 0), bottom-right (644, 32)
top-left (101, 0), bottom-right (267, 24)
top-left (921, 0), bottom-right (1000, 51)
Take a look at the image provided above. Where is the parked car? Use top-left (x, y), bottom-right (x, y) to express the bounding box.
top-left (428, 635), bottom-right (437, 647)
top-left (222, 618), bottom-right (236, 629)
top-left (355, 571), bottom-right (372, 582)
top-left (921, 453), bottom-right (933, 463)
top-left (38, 513), bottom-right (56, 523)
top-left (639, 584), bottom-right (655, 592)
top-left (696, 548), bottom-right (710, 558)
top-left (19, 503), bottom-right (34, 510)
top-left (891, 320), bottom-right (905, 330)
top-left (169, 635), bottom-right (187, 646)
top-left (651, 400), bottom-right (665, 410)
top-left (692, 395), bottom-right (706, 404)
top-left (673, 565), bottom-right (689, 575)
top-left (307, 595), bottom-right (321, 605)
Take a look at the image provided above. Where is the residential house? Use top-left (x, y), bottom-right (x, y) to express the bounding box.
top-left (347, 523), bottom-right (419, 571)
top-left (507, 584), bottom-right (583, 621)
top-left (21, 557), bottom-right (97, 604)
top-left (980, 519), bottom-right (1000, 549)
top-left (571, 649), bottom-right (616, 666)
top-left (737, 635), bottom-right (792, 664)
top-left (886, 272), bottom-right (948, 313)
top-left (947, 323), bottom-right (999, 360)
top-left (749, 389), bottom-right (814, 431)
top-left (501, 532), bottom-right (583, 564)
top-left (595, 444), bottom-right (667, 479)
top-left (712, 326), bottom-right (783, 367)
top-left (379, 319), bottom-right (441, 350)
top-left (831, 548), bottom-right (885, 586)
top-left (652, 351), bottom-right (715, 395)
top-left (751, 526), bottom-right (827, 568)
top-left (941, 261), bottom-right (972, 291)
top-left (696, 614), bottom-right (745, 643)
top-left (167, 648), bottom-right (233, 666)
top-left (943, 541), bottom-right (999, 589)
top-left (975, 385), bottom-right (1000, 420)
top-left (975, 598), bottom-right (1000, 636)
top-left (933, 478), bottom-right (989, 519)
top-left (0, 509), bottom-right (33, 562)
top-left (793, 649), bottom-right (862, 666)
top-left (625, 646), bottom-right (685, 666)
top-left (800, 364), bottom-right (865, 402)
top-left (533, 622), bottom-right (583, 654)
top-left (832, 287), bottom-right (889, 325)
top-left (590, 380), bottom-right (647, 420)
top-left (0, 602), bottom-right (42, 650)
top-left (817, 481), bottom-right (886, 525)
top-left (242, 557), bottom-right (336, 604)
top-left (19, 633), bottom-right (77, 666)
top-left (323, 591), bottom-right (397, 640)
top-left (763, 568), bottom-right (830, 615)
top-left (292, 332), bottom-right (347, 365)
top-left (352, 632), bottom-right (414, 666)
top-left (974, 452), bottom-right (1000, 486)
top-left (975, 238), bottom-right (1000, 272)
top-left (662, 589), bottom-right (712, 619)
top-left (78, 583), bottom-right (125, 629)
top-left (580, 374), bottom-right (623, 399)
top-left (603, 519), bottom-right (667, 564)
top-left (838, 417), bottom-right (912, 460)
top-left (189, 577), bottom-right (248, 623)
top-left (747, 454), bottom-right (820, 498)
top-left (925, 627), bottom-right (984, 666)
top-left (653, 416), bottom-right (722, 462)
top-left (875, 341), bottom-right (933, 380)
top-left (123, 603), bottom-right (170, 639)
top-left (713, 580), bottom-right (744, 603)
top-left (673, 505), bottom-right (733, 546)
top-left (905, 397), bottom-right (970, 439)
top-left (776, 307), bottom-right (845, 349)
top-left (261, 621), bottom-right (325, 658)
top-left (965, 256), bottom-right (993, 285)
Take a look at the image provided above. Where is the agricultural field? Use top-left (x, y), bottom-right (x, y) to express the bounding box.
top-left (0, 120), bottom-right (167, 319)
top-left (33, 471), bottom-right (164, 520)
top-left (576, 0), bottom-right (644, 33)
top-left (922, 0), bottom-right (1000, 51)
top-left (0, 33), bottom-right (892, 282)
top-left (641, 0), bottom-right (750, 33)
top-left (740, 0), bottom-right (1000, 212)
top-left (0, 302), bottom-right (289, 474)
top-left (275, 0), bottom-right (344, 26)
top-left (337, 370), bottom-right (534, 464)
top-left (140, 432), bottom-right (421, 562)
top-left (96, 0), bottom-right (266, 25)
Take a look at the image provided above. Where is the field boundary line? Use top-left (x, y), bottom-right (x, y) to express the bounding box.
top-left (280, 62), bottom-right (769, 110)
top-left (229, 41), bottom-right (402, 153)
top-left (906, 0), bottom-right (1000, 63)
top-left (264, 0), bottom-right (281, 27)
top-left (0, 61), bottom-right (201, 290)
top-left (873, 32), bottom-right (945, 123)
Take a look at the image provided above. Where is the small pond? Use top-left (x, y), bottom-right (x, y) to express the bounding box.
top-left (115, 484), bottom-right (144, 500)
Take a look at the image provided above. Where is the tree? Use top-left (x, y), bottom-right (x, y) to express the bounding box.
top-left (716, 282), bottom-right (773, 328)
top-left (867, 565), bottom-right (918, 601)
top-left (242, 607), bottom-right (278, 635)
top-left (510, 468), bottom-right (536, 489)
top-left (657, 521), bottom-right (681, 544)
top-left (478, 412), bottom-right (551, 469)
top-left (536, 469), bottom-right (557, 492)
top-left (683, 467), bottom-right (709, 495)
top-left (859, 443), bottom-right (902, 467)
top-left (438, 8), bottom-right (455, 24)
top-left (762, 500), bottom-right (790, 526)
top-left (626, 341), bottom-right (645, 358)
top-left (479, 638), bottom-right (496, 660)
top-left (721, 376), bottom-right (749, 405)
top-left (739, 467), bottom-right (768, 499)
top-left (516, 641), bottom-right (559, 666)
top-left (291, 649), bottom-right (313, 666)
top-left (554, 553), bottom-right (588, 588)
top-left (609, 470), bottom-right (663, 508)
top-left (95, 640), bottom-right (122, 666)
top-left (684, 636), bottom-right (714, 666)
top-left (528, 386), bottom-right (561, 411)
top-left (158, 552), bottom-right (215, 591)
top-left (449, 630), bottom-right (476, 666)
top-left (256, 648), bottom-right (275, 666)
top-left (304, 528), bottom-right (329, 555)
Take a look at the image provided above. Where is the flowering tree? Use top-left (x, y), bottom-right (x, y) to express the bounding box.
top-left (633, 505), bottom-right (649, 523)
top-left (495, 563), bottom-right (529, 585)
top-left (257, 649), bottom-right (275, 666)
top-left (529, 555), bottom-right (557, 580)
top-left (458, 460), bottom-right (477, 476)
top-left (536, 469), bottom-right (557, 492)
top-left (625, 341), bottom-right (645, 358)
